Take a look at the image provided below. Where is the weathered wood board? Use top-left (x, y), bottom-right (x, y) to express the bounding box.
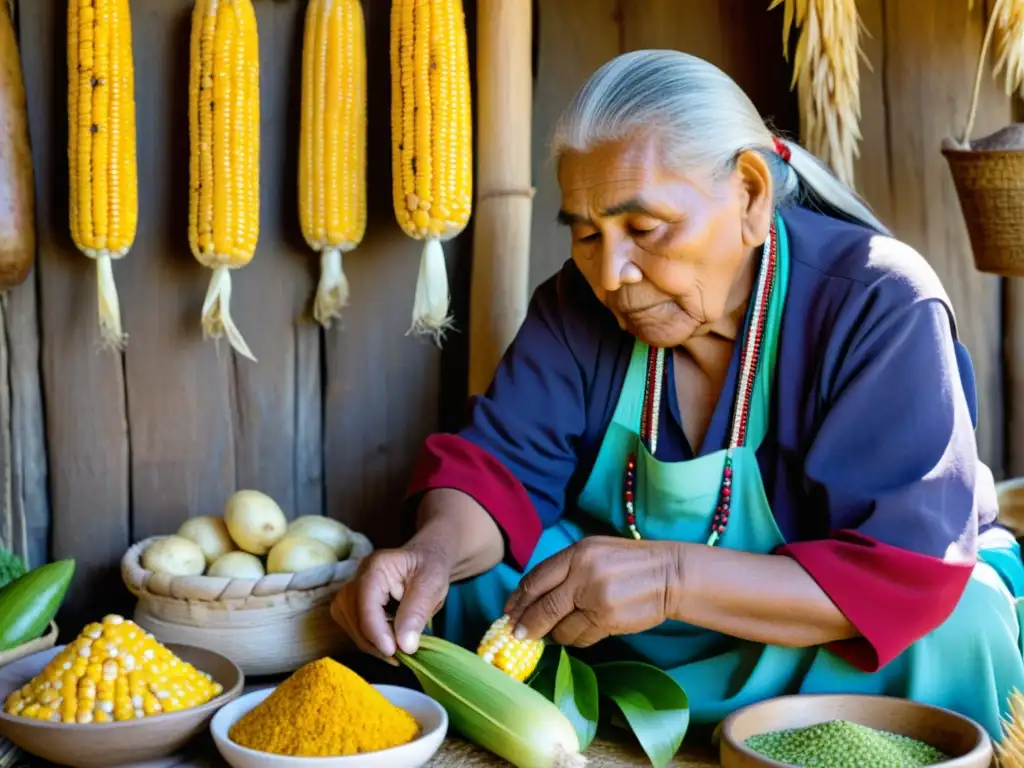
top-left (2, 0), bottom-right (1020, 625)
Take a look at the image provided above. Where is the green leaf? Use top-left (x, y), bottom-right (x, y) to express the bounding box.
top-left (593, 661), bottom-right (690, 768)
top-left (553, 647), bottom-right (599, 750)
top-left (527, 649), bottom-right (557, 694)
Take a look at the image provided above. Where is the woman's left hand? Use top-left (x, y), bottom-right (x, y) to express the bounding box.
top-left (504, 536), bottom-right (684, 647)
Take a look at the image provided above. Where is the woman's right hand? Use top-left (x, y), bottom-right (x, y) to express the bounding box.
top-left (330, 541), bottom-right (454, 662)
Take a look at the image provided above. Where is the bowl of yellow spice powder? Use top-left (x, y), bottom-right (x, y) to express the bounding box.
top-left (211, 657), bottom-right (448, 767)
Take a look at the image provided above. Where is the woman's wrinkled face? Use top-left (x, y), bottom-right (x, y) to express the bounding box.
top-left (557, 133), bottom-right (773, 348)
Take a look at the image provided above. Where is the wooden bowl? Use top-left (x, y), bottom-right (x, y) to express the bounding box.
top-left (0, 643), bottom-right (244, 767)
top-left (719, 694), bottom-right (992, 767)
top-left (997, 476), bottom-right (1024, 536)
top-left (0, 621), bottom-right (58, 669)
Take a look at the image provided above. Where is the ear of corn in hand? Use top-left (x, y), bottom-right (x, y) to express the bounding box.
top-left (389, 0), bottom-right (473, 346)
top-left (397, 634), bottom-right (584, 768)
top-left (188, 0), bottom-right (260, 362)
top-left (68, 0), bottom-right (139, 351)
top-left (477, 614), bottom-right (545, 682)
top-left (299, 0), bottom-right (367, 329)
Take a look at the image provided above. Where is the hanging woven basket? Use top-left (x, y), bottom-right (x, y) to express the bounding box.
top-left (943, 128), bottom-right (1024, 277)
top-left (942, 0), bottom-right (1024, 277)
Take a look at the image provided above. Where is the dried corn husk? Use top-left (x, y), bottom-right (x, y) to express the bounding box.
top-left (969, 0), bottom-right (1024, 98)
top-left (998, 688), bottom-right (1024, 767)
top-left (768, 0), bottom-right (865, 188)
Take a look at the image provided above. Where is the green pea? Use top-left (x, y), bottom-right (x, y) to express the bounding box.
top-left (743, 720), bottom-right (949, 767)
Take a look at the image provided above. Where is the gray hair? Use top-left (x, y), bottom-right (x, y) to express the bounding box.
top-left (552, 50), bottom-right (890, 236)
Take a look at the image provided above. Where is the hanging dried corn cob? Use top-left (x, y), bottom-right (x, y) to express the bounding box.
top-left (299, 0), bottom-right (366, 329)
top-left (68, 0), bottom-right (138, 350)
top-left (968, 0), bottom-right (1024, 98)
top-left (768, 0), bottom-right (864, 188)
top-left (188, 0), bottom-right (259, 362)
top-left (390, 0), bottom-right (473, 345)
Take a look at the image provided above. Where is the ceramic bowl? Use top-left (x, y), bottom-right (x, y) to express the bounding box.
top-left (719, 694), bottom-right (992, 767)
top-left (210, 685), bottom-right (448, 768)
top-left (0, 643), bottom-right (244, 767)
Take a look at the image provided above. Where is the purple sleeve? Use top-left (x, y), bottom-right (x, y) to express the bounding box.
top-left (407, 269), bottom-right (598, 566)
top-left (778, 285), bottom-right (979, 671)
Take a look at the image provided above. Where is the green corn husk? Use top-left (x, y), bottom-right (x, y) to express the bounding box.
top-left (397, 634), bottom-right (586, 768)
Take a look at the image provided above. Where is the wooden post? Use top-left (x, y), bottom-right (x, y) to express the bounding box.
top-left (1007, 280), bottom-right (1024, 477)
top-left (468, 0), bottom-right (534, 396)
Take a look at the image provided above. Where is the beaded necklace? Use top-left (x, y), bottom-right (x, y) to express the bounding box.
top-left (623, 223), bottom-right (778, 546)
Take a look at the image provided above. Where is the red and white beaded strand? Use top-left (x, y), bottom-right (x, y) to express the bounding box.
top-left (623, 224), bottom-right (778, 545)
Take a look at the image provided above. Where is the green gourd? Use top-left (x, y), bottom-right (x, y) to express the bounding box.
top-left (0, 559), bottom-right (75, 650)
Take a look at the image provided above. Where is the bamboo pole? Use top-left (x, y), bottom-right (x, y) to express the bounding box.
top-left (468, 0), bottom-right (534, 396)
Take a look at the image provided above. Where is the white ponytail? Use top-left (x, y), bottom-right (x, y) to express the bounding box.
top-left (552, 50), bottom-right (890, 236)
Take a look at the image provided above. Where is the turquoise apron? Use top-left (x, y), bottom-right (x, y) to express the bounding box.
top-left (440, 217), bottom-right (1024, 740)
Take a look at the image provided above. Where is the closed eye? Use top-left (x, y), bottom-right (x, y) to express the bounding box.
top-left (577, 232), bottom-right (600, 243)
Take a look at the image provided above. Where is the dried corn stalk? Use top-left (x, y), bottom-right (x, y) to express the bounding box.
top-left (768, 0), bottom-right (864, 188)
top-left (969, 0), bottom-right (1024, 98)
top-left (997, 688), bottom-right (1024, 767)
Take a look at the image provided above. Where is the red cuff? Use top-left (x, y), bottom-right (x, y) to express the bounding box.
top-left (777, 530), bottom-right (974, 672)
top-left (406, 434), bottom-right (542, 568)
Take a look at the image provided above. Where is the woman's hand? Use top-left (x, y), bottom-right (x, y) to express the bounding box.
top-left (331, 540), bottom-right (454, 663)
top-left (331, 488), bottom-right (506, 662)
top-left (504, 536), bottom-right (683, 647)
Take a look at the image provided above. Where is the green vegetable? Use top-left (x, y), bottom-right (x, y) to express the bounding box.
top-left (0, 559), bottom-right (75, 651)
top-left (0, 547), bottom-right (24, 589)
top-left (398, 634), bottom-right (585, 768)
top-left (744, 720), bottom-right (949, 767)
top-left (530, 649), bottom-right (690, 768)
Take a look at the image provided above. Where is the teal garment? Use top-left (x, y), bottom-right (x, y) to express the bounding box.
top-left (439, 215), bottom-right (1024, 739)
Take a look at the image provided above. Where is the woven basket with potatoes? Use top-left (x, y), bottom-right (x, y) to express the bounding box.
top-left (121, 490), bottom-right (373, 676)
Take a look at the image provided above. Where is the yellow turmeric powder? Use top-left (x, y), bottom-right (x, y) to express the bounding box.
top-left (228, 657), bottom-right (420, 756)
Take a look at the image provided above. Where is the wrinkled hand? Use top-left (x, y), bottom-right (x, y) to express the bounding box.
top-left (331, 543), bottom-right (453, 662)
top-left (504, 536), bottom-right (683, 647)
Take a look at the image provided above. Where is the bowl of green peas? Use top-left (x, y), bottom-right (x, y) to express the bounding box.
top-left (719, 694), bottom-right (991, 767)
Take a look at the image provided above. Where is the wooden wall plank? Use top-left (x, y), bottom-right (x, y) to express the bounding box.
top-left (620, 0), bottom-right (797, 136)
top-left (21, 0), bottom-right (132, 629)
top-left (529, 0), bottom-right (620, 288)
top-left (1007, 279), bottom-right (1024, 478)
top-left (230, 0), bottom-right (321, 517)
top-left (852, 0), bottom-right (894, 222)
top-left (882, 0), bottom-right (1008, 475)
top-left (322, 0), bottom-right (442, 547)
top-left (122, 0), bottom-right (235, 540)
top-left (5, 276), bottom-right (49, 569)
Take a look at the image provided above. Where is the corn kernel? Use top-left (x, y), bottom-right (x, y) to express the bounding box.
top-left (2, 615), bottom-right (224, 724)
top-left (476, 615), bottom-right (545, 682)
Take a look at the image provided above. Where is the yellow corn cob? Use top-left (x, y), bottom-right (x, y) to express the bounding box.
top-left (188, 0), bottom-right (260, 362)
top-left (3, 615), bottom-right (223, 723)
top-left (299, 0), bottom-right (367, 329)
top-left (390, 0), bottom-right (473, 345)
top-left (68, 0), bottom-right (138, 351)
top-left (476, 614), bottom-right (545, 682)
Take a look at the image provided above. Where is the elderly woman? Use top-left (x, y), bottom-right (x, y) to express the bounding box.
top-left (332, 50), bottom-right (1024, 738)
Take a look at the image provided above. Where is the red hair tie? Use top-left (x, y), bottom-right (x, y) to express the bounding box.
top-left (773, 136), bottom-right (792, 163)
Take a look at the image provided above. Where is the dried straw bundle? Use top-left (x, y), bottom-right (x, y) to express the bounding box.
top-left (768, 0), bottom-right (865, 188)
top-left (998, 688), bottom-right (1024, 767)
top-left (970, 0), bottom-right (1024, 98)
